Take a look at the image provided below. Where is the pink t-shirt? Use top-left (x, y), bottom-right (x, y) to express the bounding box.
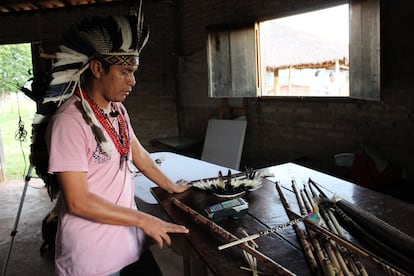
top-left (47, 96), bottom-right (146, 276)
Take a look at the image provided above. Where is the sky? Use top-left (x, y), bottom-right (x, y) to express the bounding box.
top-left (266, 4), bottom-right (349, 44)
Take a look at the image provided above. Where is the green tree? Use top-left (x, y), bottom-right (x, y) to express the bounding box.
top-left (0, 44), bottom-right (32, 94)
top-left (0, 43), bottom-right (34, 180)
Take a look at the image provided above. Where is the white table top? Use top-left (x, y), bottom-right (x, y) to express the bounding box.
top-left (134, 151), bottom-right (239, 204)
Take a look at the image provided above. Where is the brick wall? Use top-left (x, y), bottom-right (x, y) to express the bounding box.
top-left (125, 2), bottom-right (179, 148)
top-left (177, 0), bottom-right (414, 180)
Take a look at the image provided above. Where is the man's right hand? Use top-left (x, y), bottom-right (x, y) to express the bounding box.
top-left (140, 214), bottom-right (189, 249)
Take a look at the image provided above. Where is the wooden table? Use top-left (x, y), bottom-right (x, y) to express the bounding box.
top-left (148, 154), bottom-right (414, 275)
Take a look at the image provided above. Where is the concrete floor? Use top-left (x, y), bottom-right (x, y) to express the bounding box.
top-left (0, 178), bottom-right (184, 276)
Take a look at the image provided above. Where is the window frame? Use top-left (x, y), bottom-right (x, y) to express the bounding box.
top-left (206, 0), bottom-right (381, 101)
top-left (206, 23), bottom-right (259, 98)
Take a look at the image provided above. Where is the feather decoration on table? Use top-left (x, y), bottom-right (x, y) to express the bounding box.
top-left (191, 169), bottom-right (263, 197)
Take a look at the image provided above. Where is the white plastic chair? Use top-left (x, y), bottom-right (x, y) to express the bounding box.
top-left (201, 119), bottom-right (247, 170)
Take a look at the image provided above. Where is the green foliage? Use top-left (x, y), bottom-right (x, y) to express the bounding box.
top-left (0, 94), bottom-right (35, 180)
top-left (0, 44), bottom-right (33, 94)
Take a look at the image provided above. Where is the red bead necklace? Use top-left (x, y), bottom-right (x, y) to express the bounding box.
top-left (78, 90), bottom-right (130, 156)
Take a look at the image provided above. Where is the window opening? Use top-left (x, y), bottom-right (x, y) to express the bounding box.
top-left (259, 4), bottom-right (349, 97)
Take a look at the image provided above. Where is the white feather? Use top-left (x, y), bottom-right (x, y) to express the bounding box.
top-left (44, 63), bottom-right (89, 105)
top-left (50, 70), bottom-right (78, 85)
top-left (54, 53), bottom-right (88, 66)
top-left (59, 45), bottom-right (83, 55)
top-left (54, 46), bottom-right (89, 66)
top-left (138, 28), bottom-right (149, 54)
top-left (114, 16), bottom-right (132, 52)
top-left (42, 94), bottom-right (73, 104)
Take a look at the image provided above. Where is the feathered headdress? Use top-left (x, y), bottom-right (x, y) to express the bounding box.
top-left (44, 14), bottom-right (149, 104)
top-left (30, 5), bottom-right (149, 199)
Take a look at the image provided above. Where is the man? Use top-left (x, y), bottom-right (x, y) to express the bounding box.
top-left (41, 13), bottom-right (189, 276)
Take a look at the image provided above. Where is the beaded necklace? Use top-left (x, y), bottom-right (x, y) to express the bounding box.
top-left (78, 90), bottom-right (130, 156)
